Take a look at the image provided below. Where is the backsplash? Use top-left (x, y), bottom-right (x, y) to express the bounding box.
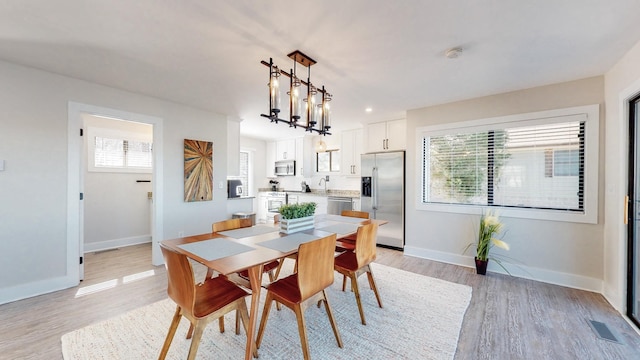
top-left (270, 174), bottom-right (360, 194)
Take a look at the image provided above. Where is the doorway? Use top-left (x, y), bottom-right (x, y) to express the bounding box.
top-left (627, 93), bottom-right (640, 329)
top-left (67, 102), bottom-right (164, 284)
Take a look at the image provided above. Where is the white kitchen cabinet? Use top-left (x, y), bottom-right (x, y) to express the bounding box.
top-left (352, 197), bottom-right (361, 211)
top-left (298, 194), bottom-right (328, 215)
top-left (365, 119), bottom-right (406, 152)
top-left (266, 141), bottom-right (276, 177)
top-left (295, 136), bottom-right (314, 178)
top-left (256, 192), bottom-right (269, 223)
top-left (276, 139), bottom-right (296, 161)
top-left (341, 128), bottom-right (363, 177)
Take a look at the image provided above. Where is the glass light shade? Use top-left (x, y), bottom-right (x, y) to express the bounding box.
top-left (269, 66), bottom-right (280, 114)
top-left (290, 77), bottom-right (302, 121)
top-left (306, 85), bottom-right (317, 128)
top-left (322, 95), bottom-right (331, 130)
top-left (316, 140), bottom-right (327, 152)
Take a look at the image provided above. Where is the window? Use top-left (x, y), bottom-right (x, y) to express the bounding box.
top-left (317, 150), bottom-right (340, 172)
top-left (238, 150), bottom-right (249, 196)
top-left (88, 127), bottom-right (153, 173)
top-left (417, 105), bottom-right (598, 223)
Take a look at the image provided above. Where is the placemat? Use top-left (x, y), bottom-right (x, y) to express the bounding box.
top-left (316, 223), bottom-right (360, 235)
top-left (177, 238), bottom-right (254, 261)
top-left (321, 214), bottom-right (366, 224)
top-left (257, 233), bottom-right (321, 252)
top-left (217, 225), bottom-right (278, 239)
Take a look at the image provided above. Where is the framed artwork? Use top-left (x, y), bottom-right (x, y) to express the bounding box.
top-left (184, 139), bottom-right (213, 202)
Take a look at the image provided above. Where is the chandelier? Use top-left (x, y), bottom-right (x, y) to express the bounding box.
top-left (260, 50), bottom-right (332, 135)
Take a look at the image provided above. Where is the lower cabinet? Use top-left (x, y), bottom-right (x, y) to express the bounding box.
top-left (298, 194), bottom-right (328, 215)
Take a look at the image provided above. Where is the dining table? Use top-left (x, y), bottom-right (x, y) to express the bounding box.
top-left (160, 214), bottom-right (386, 360)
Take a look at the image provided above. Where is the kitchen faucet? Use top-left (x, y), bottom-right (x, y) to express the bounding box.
top-left (319, 176), bottom-right (329, 193)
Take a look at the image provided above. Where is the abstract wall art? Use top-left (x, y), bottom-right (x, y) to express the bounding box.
top-left (184, 139), bottom-right (213, 202)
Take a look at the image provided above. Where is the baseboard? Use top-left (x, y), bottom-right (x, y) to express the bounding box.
top-left (84, 235), bottom-right (151, 253)
top-left (404, 245), bottom-right (603, 293)
top-left (0, 275), bottom-right (77, 305)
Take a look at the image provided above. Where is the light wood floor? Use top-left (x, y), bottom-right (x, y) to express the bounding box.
top-left (1, 243), bottom-right (639, 359)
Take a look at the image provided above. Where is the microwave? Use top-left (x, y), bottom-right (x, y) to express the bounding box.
top-left (274, 160), bottom-right (296, 176)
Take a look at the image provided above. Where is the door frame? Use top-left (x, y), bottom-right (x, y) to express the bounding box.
top-left (627, 93), bottom-right (640, 329)
top-left (67, 102), bottom-right (164, 285)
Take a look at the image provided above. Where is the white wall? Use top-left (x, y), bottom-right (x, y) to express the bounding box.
top-left (405, 76), bottom-right (605, 291)
top-left (82, 115), bottom-right (153, 252)
top-left (0, 59), bottom-right (230, 303)
top-left (604, 39), bottom-right (640, 311)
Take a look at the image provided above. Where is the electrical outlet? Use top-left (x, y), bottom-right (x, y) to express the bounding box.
top-left (325, 175), bottom-right (330, 181)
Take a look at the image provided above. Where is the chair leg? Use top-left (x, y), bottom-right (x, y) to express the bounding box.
top-left (341, 274), bottom-right (347, 291)
top-left (267, 270), bottom-right (281, 311)
top-left (159, 305), bottom-right (182, 360)
top-left (236, 300), bottom-right (259, 358)
top-left (235, 311), bottom-right (241, 335)
top-left (205, 268), bottom-right (214, 279)
top-left (365, 266), bottom-right (383, 308)
top-left (256, 292), bottom-right (275, 348)
top-left (321, 290), bottom-right (343, 348)
top-left (349, 271), bottom-right (367, 325)
top-left (186, 323), bottom-right (194, 339)
top-left (293, 304), bottom-right (311, 360)
top-left (273, 258), bottom-right (285, 279)
top-left (219, 317), bottom-right (225, 333)
top-left (186, 321), bottom-right (205, 360)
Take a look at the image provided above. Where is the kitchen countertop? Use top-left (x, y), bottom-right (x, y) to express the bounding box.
top-left (258, 188), bottom-right (360, 197)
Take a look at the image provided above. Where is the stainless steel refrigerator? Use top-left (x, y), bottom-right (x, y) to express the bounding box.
top-left (361, 151), bottom-right (404, 249)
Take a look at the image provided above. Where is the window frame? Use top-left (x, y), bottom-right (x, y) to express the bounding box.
top-left (415, 104), bottom-right (599, 224)
top-left (87, 127), bottom-right (153, 174)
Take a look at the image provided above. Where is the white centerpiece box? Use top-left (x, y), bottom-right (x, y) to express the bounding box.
top-left (278, 202), bottom-right (317, 234)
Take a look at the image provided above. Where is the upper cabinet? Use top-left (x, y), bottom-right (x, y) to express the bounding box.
top-left (276, 139), bottom-right (296, 161)
top-left (268, 137), bottom-right (313, 177)
top-left (341, 128), bottom-right (363, 176)
top-left (364, 119), bottom-right (406, 153)
top-left (266, 141), bottom-right (276, 177)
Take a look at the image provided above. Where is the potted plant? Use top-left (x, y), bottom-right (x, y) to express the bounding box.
top-left (278, 202), bottom-right (317, 234)
top-left (464, 209), bottom-right (510, 275)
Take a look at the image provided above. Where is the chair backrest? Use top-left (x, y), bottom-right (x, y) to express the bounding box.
top-left (355, 223), bottom-right (378, 267)
top-left (212, 218), bottom-right (252, 233)
top-left (160, 244), bottom-right (195, 312)
top-left (296, 234), bottom-right (337, 301)
top-left (341, 210), bottom-right (370, 219)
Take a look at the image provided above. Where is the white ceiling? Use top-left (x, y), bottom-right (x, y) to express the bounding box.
top-left (1, 1), bottom-right (639, 140)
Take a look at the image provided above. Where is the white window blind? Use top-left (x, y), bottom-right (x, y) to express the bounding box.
top-left (239, 151), bottom-right (249, 196)
top-left (94, 137), bottom-right (153, 170)
top-left (421, 112), bottom-right (591, 214)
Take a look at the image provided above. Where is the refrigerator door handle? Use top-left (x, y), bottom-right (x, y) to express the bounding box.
top-left (372, 166), bottom-right (379, 210)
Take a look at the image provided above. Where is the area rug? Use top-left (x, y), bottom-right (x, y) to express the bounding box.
top-left (61, 263), bottom-right (472, 359)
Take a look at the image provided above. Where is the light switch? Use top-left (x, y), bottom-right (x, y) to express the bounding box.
top-left (0, 160), bottom-right (4, 171)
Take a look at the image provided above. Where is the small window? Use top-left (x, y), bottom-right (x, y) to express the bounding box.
top-left (88, 127), bottom-right (152, 173)
top-left (317, 150), bottom-right (340, 172)
top-left (238, 151), bottom-right (249, 196)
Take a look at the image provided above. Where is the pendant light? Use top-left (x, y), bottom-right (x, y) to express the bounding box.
top-left (260, 50), bottom-right (332, 135)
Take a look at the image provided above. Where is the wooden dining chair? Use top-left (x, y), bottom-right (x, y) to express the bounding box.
top-left (158, 244), bottom-right (256, 360)
top-left (336, 210), bottom-right (370, 251)
top-left (256, 234), bottom-right (343, 360)
top-left (209, 217), bottom-right (281, 334)
top-left (333, 222), bottom-right (383, 325)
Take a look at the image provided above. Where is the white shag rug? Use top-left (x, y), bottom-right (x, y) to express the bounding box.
top-left (61, 263), bottom-right (472, 359)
